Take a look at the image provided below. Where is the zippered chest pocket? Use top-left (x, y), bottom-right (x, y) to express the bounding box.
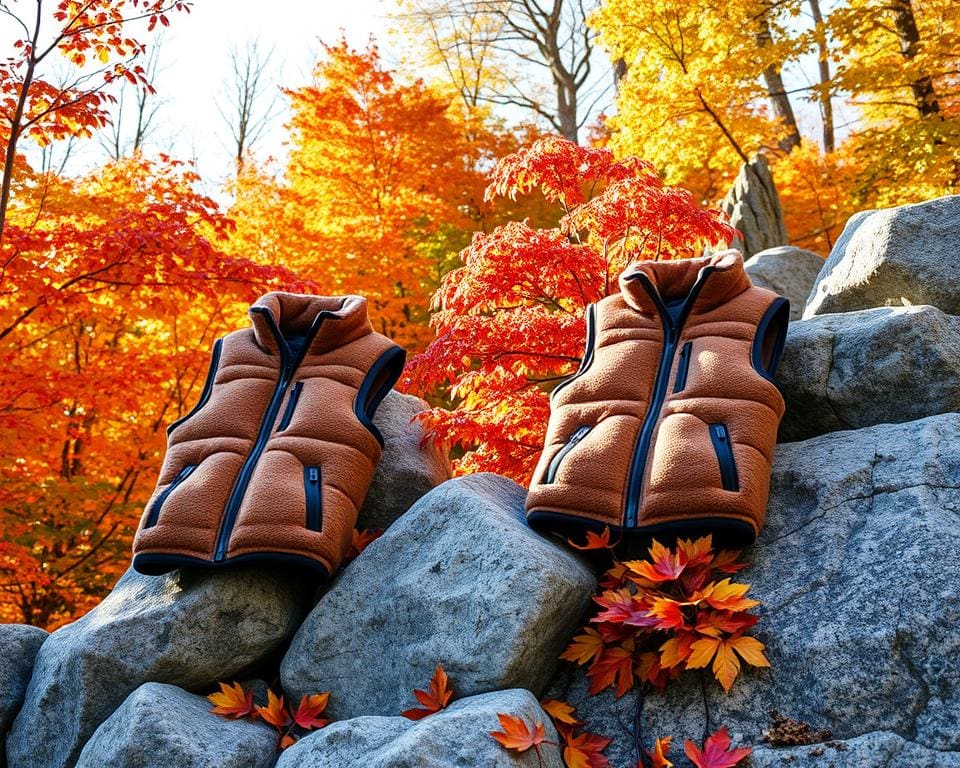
top-left (145, 463), bottom-right (198, 528)
top-left (709, 424), bottom-right (740, 492)
top-left (543, 425), bottom-right (592, 484)
top-left (304, 466), bottom-right (322, 531)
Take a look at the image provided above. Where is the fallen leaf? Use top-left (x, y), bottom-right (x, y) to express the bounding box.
top-left (646, 735), bottom-right (674, 768)
top-left (568, 527), bottom-right (614, 550)
top-left (489, 713), bottom-right (547, 753)
top-left (293, 692), bottom-right (331, 730)
top-left (257, 689), bottom-right (291, 729)
top-left (541, 698), bottom-right (579, 725)
top-left (207, 681), bottom-right (254, 718)
top-left (401, 663), bottom-right (454, 720)
top-left (684, 726), bottom-right (752, 768)
top-left (562, 727), bottom-right (611, 767)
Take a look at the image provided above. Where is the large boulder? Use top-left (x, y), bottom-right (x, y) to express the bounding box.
top-left (0, 624), bottom-right (47, 765)
top-left (359, 391), bottom-right (450, 531)
top-left (75, 682), bottom-right (277, 768)
top-left (804, 195), bottom-right (960, 317)
top-left (275, 689), bottom-right (564, 768)
top-left (744, 246), bottom-right (823, 320)
top-left (721, 155), bottom-right (789, 258)
top-left (778, 305), bottom-right (960, 441)
top-left (548, 413), bottom-right (960, 766)
top-left (7, 566), bottom-right (309, 768)
top-left (281, 474), bottom-right (596, 719)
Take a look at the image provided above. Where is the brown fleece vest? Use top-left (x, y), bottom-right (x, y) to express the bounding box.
top-left (132, 293), bottom-right (405, 577)
top-left (526, 251), bottom-right (788, 547)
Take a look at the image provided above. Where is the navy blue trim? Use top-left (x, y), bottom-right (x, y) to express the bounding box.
top-left (214, 308), bottom-right (327, 562)
top-left (673, 341), bottom-right (692, 393)
top-left (752, 297), bottom-right (790, 391)
top-left (132, 551), bottom-right (331, 578)
top-left (526, 509), bottom-right (756, 550)
top-left (277, 381), bottom-right (303, 432)
top-left (144, 463), bottom-right (198, 528)
top-left (354, 345), bottom-right (406, 448)
top-left (622, 266), bottom-right (716, 528)
top-left (304, 465), bottom-right (322, 531)
top-left (166, 339), bottom-right (223, 435)
top-left (709, 423), bottom-right (740, 491)
top-left (543, 425), bottom-right (592, 484)
top-left (551, 303), bottom-right (597, 402)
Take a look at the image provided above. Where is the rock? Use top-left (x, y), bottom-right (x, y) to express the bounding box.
top-left (75, 682), bottom-right (276, 768)
top-left (281, 474), bottom-right (596, 719)
top-left (360, 391), bottom-right (451, 531)
top-left (547, 414), bottom-right (960, 766)
top-left (721, 155), bottom-right (789, 258)
top-left (7, 566), bottom-right (309, 768)
top-left (0, 624), bottom-right (47, 764)
top-left (744, 246), bottom-right (824, 320)
top-left (778, 305), bottom-right (960, 442)
top-left (804, 195), bottom-right (960, 317)
top-left (275, 689), bottom-right (564, 768)
top-left (748, 731), bottom-right (960, 767)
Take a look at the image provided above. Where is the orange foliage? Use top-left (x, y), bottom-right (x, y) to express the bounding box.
top-left (401, 662), bottom-right (455, 720)
top-left (405, 136), bottom-right (735, 481)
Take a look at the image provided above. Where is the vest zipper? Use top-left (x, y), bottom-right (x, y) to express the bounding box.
top-left (709, 423), bottom-right (740, 491)
top-left (623, 267), bottom-right (716, 528)
top-left (277, 381), bottom-right (303, 432)
top-left (145, 463), bottom-right (197, 528)
top-left (543, 425), bottom-right (592, 484)
top-left (673, 341), bottom-right (692, 393)
top-left (214, 315), bottom-right (322, 562)
top-left (304, 465), bottom-right (322, 531)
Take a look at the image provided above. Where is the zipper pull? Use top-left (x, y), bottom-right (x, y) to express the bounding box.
top-left (714, 424), bottom-right (728, 441)
top-left (308, 467), bottom-right (319, 484)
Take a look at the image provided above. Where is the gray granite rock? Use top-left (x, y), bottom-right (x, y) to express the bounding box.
top-left (75, 682), bottom-right (277, 768)
top-left (281, 474), bottom-right (596, 719)
top-left (360, 391), bottom-right (451, 531)
top-left (548, 414), bottom-right (960, 766)
top-left (744, 246), bottom-right (824, 320)
top-left (805, 194), bottom-right (960, 317)
top-left (7, 567), bottom-right (309, 768)
top-left (0, 624), bottom-right (47, 766)
top-left (749, 731), bottom-right (960, 767)
top-left (721, 155), bottom-right (789, 258)
top-left (275, 689), bottom-right (564, 768)
top-left (778, 305), bottom-right (960, 441)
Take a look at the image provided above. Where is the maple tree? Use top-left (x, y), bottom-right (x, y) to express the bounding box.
top-left (405, 135), bottom-right (734, 481)
top-left (0, 0), bottom-right (190, 237)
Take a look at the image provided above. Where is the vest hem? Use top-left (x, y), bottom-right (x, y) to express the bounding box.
top-left (132, 551), bottom-right (331, 578)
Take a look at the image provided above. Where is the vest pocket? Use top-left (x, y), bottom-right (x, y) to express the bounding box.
top-left (673, 341), bottom-right (692, 393)
top-left (145, 463), bottom-right (198, 528)
top-left (277, 381), bottom-right (304, 432)
top-left (543, 425), bottom-right (592, 484)
top-left (304, 465), bottom-right (322, 531)
top-left (709, 424), bottom-right (740, 492)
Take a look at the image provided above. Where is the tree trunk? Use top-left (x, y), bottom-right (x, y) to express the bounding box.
top-left (890, 0), bottom-right (941, 117)
top-left (556, 75), bottom-right (579, 142)
top-left (807, 0), bottom-right (835, 152)
top-left (756, 14), bottom-right (801, 153)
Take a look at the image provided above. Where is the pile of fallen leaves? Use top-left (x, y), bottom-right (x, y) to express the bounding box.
top-left (208, 682), bottom-right (330, 750)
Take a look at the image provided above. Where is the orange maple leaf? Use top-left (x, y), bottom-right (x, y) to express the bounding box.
top-left (279, 734), bottom-right (297, 750)
top-left (560, 627), bottom-right (605, 666)
top-left (645, 735), bottom-right (674, 768)
top-left (562, 727), bottom-right (611, 768)
top-left (490, 713), bottom-right (547, 754)
top-left (684, 727), bottom-right (752, 768)
top-left (207, 681), bottom-right (254, 718)
top-left (256, 689), bottom-right (292, 729)
top-left (567, 527), bottom-right (616, 550)
top-left (587, 641), bottom-right (635, 697)
top-left (625, 539), bottom-right (686, 583)
top-left (703, 579), bottom-right (760, 612)
top-left (685, 635), bottom-right (769, 691)
top-left (345, 528), bottom-right (382, 562)
top-left (401, 663), bottom-right (454, 720)
top-left (292, 692), bottom-right (331, 730)
top-left (541, 698), bottom-right (579, 725)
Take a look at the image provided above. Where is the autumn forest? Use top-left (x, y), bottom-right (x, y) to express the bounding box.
top-left (0, 0), bottom-right (957, 629)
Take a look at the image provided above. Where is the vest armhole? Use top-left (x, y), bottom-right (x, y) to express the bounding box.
top-left (166, 338), bottom-right (224, 436)
top-left (752, 297), bottom-right (790, 384)
top-left (355, 345), bottom-right (407, 448)
top-left (550, 303), bottom-right (597, 403)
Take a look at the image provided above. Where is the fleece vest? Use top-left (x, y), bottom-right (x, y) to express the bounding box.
top-left (526, 251), bottom-right (789, 547)
top-left (132, 292), bottom-right (405, 577)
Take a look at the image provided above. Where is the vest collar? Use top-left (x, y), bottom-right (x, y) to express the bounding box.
top-left (249, 292), bottom-right (373, 357)
top-left (618, 250), bottom-right (752, 318)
